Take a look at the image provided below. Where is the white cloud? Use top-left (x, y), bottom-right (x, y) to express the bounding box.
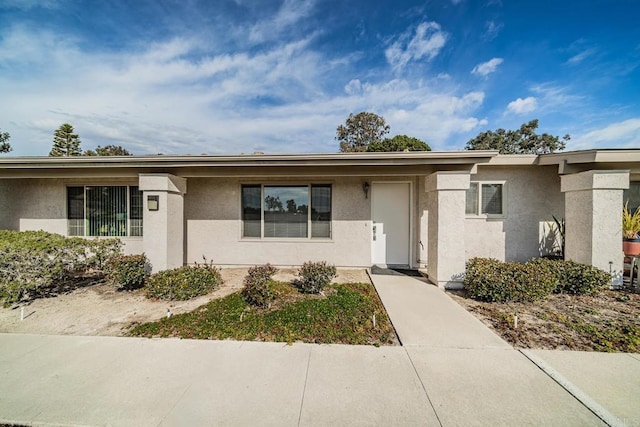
top-left (530, 83), bottom-right (585, 111)
top-left (0, 21), bottom-right (486, 155)
top-left (569, 118), bottom-right (640, 150)
top-left (506, 97), bottom-right (538, 114)
top-left (567, 48), bottom-right (596, 65)
top-left (484, 21), bottom-right (503, 41)
top-left (471, 57), bottom-right (503, 77)
top-left (385, 21), bottom-right (447, 71)
top-left (247, 0), bottom-right (317, 44)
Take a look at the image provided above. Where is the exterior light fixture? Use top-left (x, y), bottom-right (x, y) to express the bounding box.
top-left (147, 195), bottom-right (159, 211)
top-left (362, 182), bottom-right (370, 199)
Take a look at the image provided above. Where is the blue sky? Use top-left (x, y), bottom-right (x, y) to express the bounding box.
top-left (0, 0), bottom-right (639, 156)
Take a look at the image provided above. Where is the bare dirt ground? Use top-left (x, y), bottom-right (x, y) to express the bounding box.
top-left (449, 288), bottom-right (640, 352)
top-left (0, 268), bottom-right (370, 337)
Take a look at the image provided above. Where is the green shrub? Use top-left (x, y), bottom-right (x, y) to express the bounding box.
top-left (241, 264), bottom-right (278, 308)
top-left (105, 254), bottom-right (149, 290)
top-left (296, 261), bottom-right (337, 294)
top-left (464, 257), bottom-right (556, 303)
top-left (0, 230), bottom-right (121, 305)
top-left (145, 262), bottom-right (223, 301)
top-left (531, 258), bottom-right (609, 295)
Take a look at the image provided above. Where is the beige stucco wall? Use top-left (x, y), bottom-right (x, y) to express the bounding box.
top-left (184, 176), bottom-right (394, 267)
top-left (425, 172), bottom-right (470, 288)
top-left (562, 170), bottom-right (628, 286)
top-left (0, 178), bottom-right (142, 255)
top-left (465, 165), bottom-right (564, 263)
top-left (139, 174), bottom-right (187, 271)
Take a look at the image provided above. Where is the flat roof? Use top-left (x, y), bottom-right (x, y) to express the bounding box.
top-left (0, 151), bottom-right (498, 178)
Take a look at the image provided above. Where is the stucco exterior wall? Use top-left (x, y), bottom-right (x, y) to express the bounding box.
top-left (185, 177), bottom-right (387, 267)
top-left (0, 178), bottom-right (142, 255)
top-left (465, 165), bottom-right (564, 263)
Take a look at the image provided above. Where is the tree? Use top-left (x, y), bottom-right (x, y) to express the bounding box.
top-left (50, 123), bottom-right (81, 156)
top-left (465, 119), bottom-right (569, 154)
top-left (367, 135), bottom-right (431, 152)
top-left (84, 144), bottom-right (131, 156)
top-left (336, 112), bottom-right (390, 152)
top-left (0, 129), bottom-right (11, 154)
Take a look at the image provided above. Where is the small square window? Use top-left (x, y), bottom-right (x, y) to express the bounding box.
top-left (466, 182), bottom-right (505, 218)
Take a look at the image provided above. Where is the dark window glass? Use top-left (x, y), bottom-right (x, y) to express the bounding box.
top-left (481, 184), bottom-right (503, 215)
top-left (242, 185), bottom-right (261, 237)
top-left (624, 182), bottom-right (640, 213)
top-left (263, 186), bottom-right (308, 238)
top-left (311, 185), bottom-right (331, 238)
top-left (129, 186), bottom-right (143, 236)
top-left (67, 187), bottom-right (85, 236)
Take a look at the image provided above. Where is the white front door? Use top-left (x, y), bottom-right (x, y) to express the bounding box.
top-left (371, 182), bottom-right (410, 267)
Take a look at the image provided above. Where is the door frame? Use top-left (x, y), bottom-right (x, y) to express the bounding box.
top-left (370, 180), bottom-right (414, 268)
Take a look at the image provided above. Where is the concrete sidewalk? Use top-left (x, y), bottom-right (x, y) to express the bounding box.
top-left (0, 333), bottom-right (605, 426)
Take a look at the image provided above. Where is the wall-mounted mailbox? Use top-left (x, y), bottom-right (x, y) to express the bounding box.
top-left (147, 195), bottom-right (159, 211)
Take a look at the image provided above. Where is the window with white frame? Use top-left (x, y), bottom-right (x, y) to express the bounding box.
top-left (67, 186), bottom-right (143, 237)
top-left (466, 182), bottom-right (505, 217)
top-left (241, 184), bottom-right (331, 239)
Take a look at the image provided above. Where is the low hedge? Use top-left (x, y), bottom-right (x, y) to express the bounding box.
top-left (528, 257), bottom-right (610, 295)
top-left (145, 262), bottom-right (223, 301)
top-left (0, 230), bottom-right (121, 305)
top-left (105, 254), bottom-right (149, 291)
top-left (241, 264), bottom-right (278, 308)
top-left (464, 257), bottom-right (610, 303)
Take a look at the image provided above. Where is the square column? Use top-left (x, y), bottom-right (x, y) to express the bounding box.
top-left (425, 171), bottom-right (470, 289)
top-left (139, 174), bottom-right (187, 272)
top-left (561, 170), bottom-right (629, 287)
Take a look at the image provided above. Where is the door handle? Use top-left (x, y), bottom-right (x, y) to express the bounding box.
top-left (372, 224), bottom-right (377, 241)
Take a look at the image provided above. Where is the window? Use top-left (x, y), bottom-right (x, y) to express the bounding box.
top-left (241, 184), bottom-right (332, 239)
top-left (624, 181), bottom-right (640, 213)
top-left (466, 182), bottom-right (505, 217)
top-left (67, 186), bottom-right (143, 237)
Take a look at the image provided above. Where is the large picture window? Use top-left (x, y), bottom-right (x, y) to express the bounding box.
top-left (241, 184), bottom-right (332, 239)
top-left (67, 186), bottom-right (143, 237)
top-left (466, 182), bottom-right (505, 217)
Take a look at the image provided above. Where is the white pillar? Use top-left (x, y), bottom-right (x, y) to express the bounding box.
top-left (425, 171), bottom-right (470, 289)
top-left (139, 174), bottom-right (187, 272)
top-left (561, 170), bottom-right (629, 287)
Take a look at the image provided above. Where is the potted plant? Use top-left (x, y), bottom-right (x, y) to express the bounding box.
top-left (623, 201), bottom-right (640, 256)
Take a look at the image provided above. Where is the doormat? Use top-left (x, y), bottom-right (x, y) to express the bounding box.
top-left (370, 266), bottom-right (423, 277)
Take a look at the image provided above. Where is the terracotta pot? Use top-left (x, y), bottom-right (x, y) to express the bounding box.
top-left (623, 238), bottom-right (640, 256)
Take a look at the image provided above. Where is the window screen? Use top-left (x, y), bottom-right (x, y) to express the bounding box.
top-left (481, 184), bottom-right (503, 215)
top-left (465, 182), bottom-right (479, 215)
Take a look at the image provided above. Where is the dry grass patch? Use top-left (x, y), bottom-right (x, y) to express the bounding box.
top-left (449, 288), bottom-right (640, 352)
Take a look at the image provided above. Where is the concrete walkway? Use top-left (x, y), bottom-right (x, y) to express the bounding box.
top-left (369, 270), bottom-right (640, 427)
top-left (369, 271), bottom-right (509, 348)
top-left (0, 273), bottom-right (638, 426)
